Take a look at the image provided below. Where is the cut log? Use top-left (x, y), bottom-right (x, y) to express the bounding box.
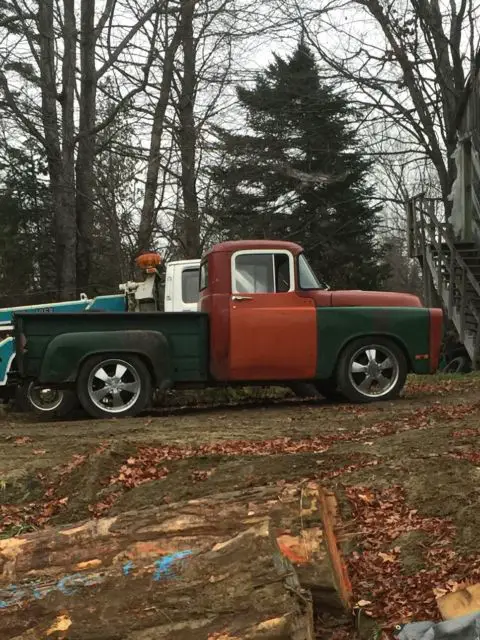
top-left (0, 518), bottom-right (314, 639)
top-left (0, 482), bottom-right (351, 638)
top-left (436, 583), bottom-right (480, 620)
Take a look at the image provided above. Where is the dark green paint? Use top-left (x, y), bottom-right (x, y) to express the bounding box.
top-left (315, 307), bottom-right (432, 378)
top-left (16, 312), bottom-right (209, 384)
top-left (40, 331), bottom-right (171, 385)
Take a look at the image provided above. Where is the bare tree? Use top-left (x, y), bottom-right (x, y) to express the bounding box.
top-left (284, 0), bottom-right (480, 208)
top-left (138, 9), bottom-right (182, 254)
top-left (177, 0), bottom-right (201, 258)
top-left (0, 0), bottom-right (172, 298)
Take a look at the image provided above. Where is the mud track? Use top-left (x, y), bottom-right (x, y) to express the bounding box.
top-left (2, 374), bottom-right (480, 635)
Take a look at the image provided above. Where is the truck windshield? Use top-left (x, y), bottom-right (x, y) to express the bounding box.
top-left (298, 254), bottom-right (327, 290)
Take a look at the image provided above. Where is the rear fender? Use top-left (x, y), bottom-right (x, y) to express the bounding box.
top-left (38, 330), bottom-right (172, 387)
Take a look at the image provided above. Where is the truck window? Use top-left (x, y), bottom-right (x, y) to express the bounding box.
top-left (298, 253), bottom-right (325, 290)
top-left (182, 268), bottom-right (200, 303)
top-left (233, 252), bottom-right (291, 293)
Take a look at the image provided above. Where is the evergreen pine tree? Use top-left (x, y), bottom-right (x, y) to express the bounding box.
top-left (208, 42), bottom-right (389, 290)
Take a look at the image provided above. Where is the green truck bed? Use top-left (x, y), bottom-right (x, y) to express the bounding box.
top-left (14, 312), bottom-right (210, 384)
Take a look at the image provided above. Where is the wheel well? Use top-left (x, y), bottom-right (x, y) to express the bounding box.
top-left (337, 334), bottom-right (412, 371)
top-left (78, 351), bottom-right (156, 384)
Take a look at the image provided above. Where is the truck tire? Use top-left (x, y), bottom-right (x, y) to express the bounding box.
top-left (441, 348), bottom-right (471, 374)
top-left (336, 337), bottom-right (407, 403)
top-left (16, 382), bottom-right (79, 418)
top-left (77, 354), bottom-right (152, 419)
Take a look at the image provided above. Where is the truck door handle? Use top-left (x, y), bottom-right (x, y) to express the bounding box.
top-left (232, 295), bottom-right (253, 302)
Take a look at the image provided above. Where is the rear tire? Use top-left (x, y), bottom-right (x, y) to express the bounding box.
top-left (336, 337), bottom-right (407, 403)
top-left (77, 354), bottom-right (152, 419)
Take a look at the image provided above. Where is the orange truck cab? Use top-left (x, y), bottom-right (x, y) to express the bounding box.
top-left (199, 240), bottom-right (442, 383)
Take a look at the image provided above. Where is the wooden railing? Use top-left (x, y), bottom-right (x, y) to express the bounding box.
top-left (407, 194), bottom-right (480, 363)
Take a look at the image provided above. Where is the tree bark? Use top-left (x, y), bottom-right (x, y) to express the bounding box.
top-left (0, 517), bottom-right (314, 640)
top-left (178, 0), bottom-right (201, 258)
top-left (0, 483), bottom-right (351, 637)
top-left (76, 0), bottom-right (98, 294)
top-left (38, 0), bottom-right (77, 300)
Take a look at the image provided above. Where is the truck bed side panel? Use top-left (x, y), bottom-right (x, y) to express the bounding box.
top-left (15, 312), bottom-right (209, 383)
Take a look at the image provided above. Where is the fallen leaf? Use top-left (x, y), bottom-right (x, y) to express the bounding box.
top-left (356, 599), bottom-right (373, 607)
top-left (378, 552), bottom-right (397, 563)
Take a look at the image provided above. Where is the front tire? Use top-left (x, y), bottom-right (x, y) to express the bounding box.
top-left (77, 354), bottom-right (152, 419)
top-left (336, 338), bottom-right (407, 403)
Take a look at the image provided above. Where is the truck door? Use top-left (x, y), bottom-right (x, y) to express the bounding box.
top-left (228, 250), bottom-right (317, 380)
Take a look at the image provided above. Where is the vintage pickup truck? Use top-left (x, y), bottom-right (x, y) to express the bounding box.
top-left (14, 240), bottom-right (443, 419)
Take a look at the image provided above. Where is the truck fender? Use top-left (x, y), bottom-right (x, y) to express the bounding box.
top-left (38, 330), bottom-right (172, 388)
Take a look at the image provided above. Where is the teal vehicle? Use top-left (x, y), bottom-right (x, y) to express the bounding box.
top-left (0, 294), bottom-right (127, 413)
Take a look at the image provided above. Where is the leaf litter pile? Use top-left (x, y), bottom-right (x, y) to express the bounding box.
top-left (2, 374), bottom-right (480, 635)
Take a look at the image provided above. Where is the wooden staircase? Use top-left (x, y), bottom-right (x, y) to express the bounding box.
top-left (407, 196), bottom-right (480, 367)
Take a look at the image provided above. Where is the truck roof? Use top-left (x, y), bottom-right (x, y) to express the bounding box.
top-left (204, 240), bottom-right (304, 256)
top-left (166, 259), bottom-right (201, 267)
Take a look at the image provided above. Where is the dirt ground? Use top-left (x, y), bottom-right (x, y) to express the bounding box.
top-left (2, 374), bottom-right (480, 637)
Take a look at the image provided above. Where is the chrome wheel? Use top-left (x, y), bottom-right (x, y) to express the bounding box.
top-left (348, 345), bottom-right (399, 399)
top-left (27, 383), bottom-right (64, 413)
top-left (88, 359), bottom-right (141, 414)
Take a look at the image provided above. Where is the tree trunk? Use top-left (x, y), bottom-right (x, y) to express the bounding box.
top-left (38, 0), bottom-right (77, 300)
top-left (0, 518), bottom-right (314, 640)
top-left (0, 482), bottom-right (351, 639)
top-left (138, 25), bottom-right (183, 255)
top-left (76, 0), bottom-right (97, 294)
top-left (178, 0), bottom-right (201, 259)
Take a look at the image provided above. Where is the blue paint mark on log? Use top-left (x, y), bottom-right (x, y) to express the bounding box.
top-left (57, 575), bottom-right (76, 596)
top-left (153, 550), bottom-right (193, 581)
top-left (57, 572), bottom-right (103, 596)
top-left (0, 549), bottom-right (194, 608)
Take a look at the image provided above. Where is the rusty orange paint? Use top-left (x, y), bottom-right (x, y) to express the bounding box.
top-left (198, 250), bottom-right (232, 380)
top-left (228, 293), bottom-right (317, 380)
top-left (206, 239), bottom-right (304, 257)
top-left (277, 540), bottom-right (310, 565)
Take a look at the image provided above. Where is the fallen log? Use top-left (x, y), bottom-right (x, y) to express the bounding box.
top-left (0, 518), bottom-right (314, 639)
top-left (0, 482), bottom-right (351, 638)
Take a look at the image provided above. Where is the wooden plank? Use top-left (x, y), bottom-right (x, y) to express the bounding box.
top-left (437, 583), bottom-right (480, 621)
